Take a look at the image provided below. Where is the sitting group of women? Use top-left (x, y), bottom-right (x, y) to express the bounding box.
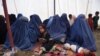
top-left (0, 13), bottom-right (96, 56)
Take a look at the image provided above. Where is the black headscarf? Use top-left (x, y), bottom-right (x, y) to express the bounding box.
top-left (9, 14), bottom-right (16, 25)
top-left (0, 15), bottom-right (7, 44)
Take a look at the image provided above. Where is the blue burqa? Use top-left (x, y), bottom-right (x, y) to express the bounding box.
top-left (4, 16), bottom-right (33, 50)
top-left (32, 14), bottom-right (42, 25)
top-left (47, 15), bottom-right (67, 40)
top-left (60, 13), bottom-right (70, 38)
top-left (28, 14), bottom-right (42, 44)
top-left (67, 14), bottom-right (96, 52)
top-left (17, 13), bottom-right (23, 19)
top-left (28, 15), bottom-right (42, 44)
top-left (43, 19), bottom-right (49, 26)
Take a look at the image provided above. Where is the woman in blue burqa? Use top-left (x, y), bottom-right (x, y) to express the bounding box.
top-left (17, 13), bottom-right (23, 19)
top-left (47, 14), bottom-right (70, 43)
top-left (28, 14), bottom-right (42, 44)
top-left (60, 13), bottom-right (71, 42)
top-left (65, 14), bottom-right (96, 55)
top-left (4, 16), bottom-right (33, 50)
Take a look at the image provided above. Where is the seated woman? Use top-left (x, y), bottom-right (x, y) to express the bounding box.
top-left (65, 14), bottom-right (96, 56)
top-left (4, 16), bottom-right (33, 51)
top-left (47, 15), bottom-right (68, 43)
top-left (0, 15), bottom-right (7, 45)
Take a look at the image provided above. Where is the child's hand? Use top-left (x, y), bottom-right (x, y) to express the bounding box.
top-left (78, 47), bottom-right (84, 54)
top-left (39, 38), bottom-right (46, 42)
top-left (49, 38), bottom-right (53, 40)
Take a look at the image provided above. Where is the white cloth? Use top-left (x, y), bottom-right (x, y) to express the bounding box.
top-left (70, 45), bottom-right (77, 52)
top-left (69, 19), bottom-right (74, 26)
top-left (64, 43), bottom-right (71, 49)
top-left (78, 47), bottom-right (84, 53)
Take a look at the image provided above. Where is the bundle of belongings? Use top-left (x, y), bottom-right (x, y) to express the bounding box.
top-left (1, 13), bottom-right (96, 56)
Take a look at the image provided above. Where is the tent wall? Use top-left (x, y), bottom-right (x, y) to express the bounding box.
top-left (0, 0), bottom-right (100, 24)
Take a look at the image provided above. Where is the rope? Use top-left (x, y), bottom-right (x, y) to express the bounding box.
top-left (54, 0), bottom-right (56, 15)
top-left (58, 0), bottom-right (61, 14)
top-left (75, 0), bottom-right (78, 15)
top-left (14, 0), bottom-right (18, 14)
top-left (86, 0), bottom-right (90, 15)
top-left (47, 0), bottom-right (49, 17)
top-left (67, 0), bottom-right (69, 14)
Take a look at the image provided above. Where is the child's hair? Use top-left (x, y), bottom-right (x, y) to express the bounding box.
top-left (69, 14), bottom-right (72, 19)
top-left (95, 11), bottom-right (99, 15)
top-left (39, 24), bottom-right (46, 30)
top-left (88, 13), bottom-right (92, 18)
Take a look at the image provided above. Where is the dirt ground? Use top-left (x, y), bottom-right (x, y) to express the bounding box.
top-left (94, 28), bottom-right (100, 56)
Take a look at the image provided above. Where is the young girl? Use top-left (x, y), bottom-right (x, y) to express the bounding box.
top-left (38, 24), bottom-right (55, 52)
top-left (87, 14), bottom-right (94, 31)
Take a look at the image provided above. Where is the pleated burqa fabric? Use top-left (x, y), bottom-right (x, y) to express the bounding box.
top-left (28, 14), bottom-right (42, 44)
top-left (60, 13), bottom-right (70, 38)
top-left (47, 15), bottom-right (67, 40)
top-left (17, 13), bottom-right (23, 19)
top-left (43, 19), bottom-right (49, 26)
top-left (4, 16), bottom-right (32, 50)
top-left (33, 14), bottom-right (42, 25)
top-left (67, 14), bottom-right (96, 52)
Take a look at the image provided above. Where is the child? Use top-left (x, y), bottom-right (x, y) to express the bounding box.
top-left (93, 11), bottom-right (99, 30)
top-left (87, 14), bottom-right (94, 31)
top-left (69, 14), bottom-right (76, 26)
top-left (38, 24), bottom-right (55, 52)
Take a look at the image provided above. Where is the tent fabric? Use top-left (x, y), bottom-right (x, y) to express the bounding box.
top-left (4, 16), bottom-right (33, 50)
top-left (47, 15), bottom-right (67, 40)
top-left (67, 14), bottom-right (96, 52)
